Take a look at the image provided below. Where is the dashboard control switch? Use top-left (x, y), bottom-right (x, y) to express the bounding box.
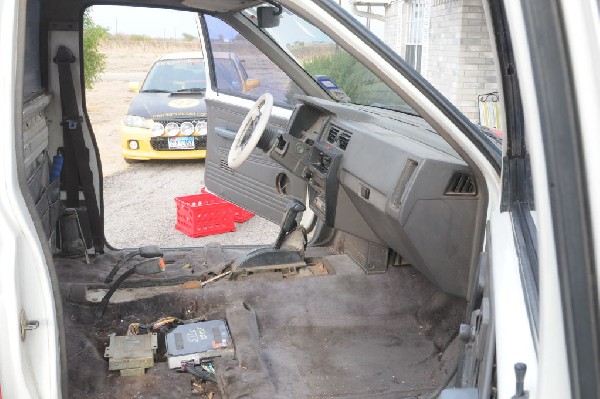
top-left (360, 185), bottom-right (370, 200)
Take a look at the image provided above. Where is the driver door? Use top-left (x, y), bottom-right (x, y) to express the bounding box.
top-left (200, 15), bottom-right (307, 224)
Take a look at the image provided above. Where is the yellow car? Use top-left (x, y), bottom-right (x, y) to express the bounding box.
top-left (121, 52), bottom-right (209, 161)
top-left (121, 52), bottom-right (261, 162)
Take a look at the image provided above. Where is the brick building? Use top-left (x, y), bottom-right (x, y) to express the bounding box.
top-left (351, 0), bottom-right (499, 126)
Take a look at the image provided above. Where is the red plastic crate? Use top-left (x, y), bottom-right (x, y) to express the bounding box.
top-left (175, 193), bottom-right (236, 237)
top-left (200, 188), bottom-right (255, 223)
top-left (233, 207), bottom-right (254, 223)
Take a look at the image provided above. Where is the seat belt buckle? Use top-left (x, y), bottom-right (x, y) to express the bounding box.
top-left (62, 117), bottom-right (83, 130)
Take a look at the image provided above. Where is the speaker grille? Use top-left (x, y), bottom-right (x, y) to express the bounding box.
top-left (220, 158), bottom-right (234, 174)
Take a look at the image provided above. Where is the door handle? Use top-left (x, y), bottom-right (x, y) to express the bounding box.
top-left (215, 127), bottom-right (237, 141)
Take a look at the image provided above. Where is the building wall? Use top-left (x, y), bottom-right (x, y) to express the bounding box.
top-left (369, 0), bottom-right (498, 123)
top-left (383, 1), bottom-right (403, 51)
top-left (426, 0), bottom-right (498, 122)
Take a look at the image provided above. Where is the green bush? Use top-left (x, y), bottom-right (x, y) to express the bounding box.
top-left (82, 9), bottom-right (108, 89)
top-left (304, 50), bottom-right (371, 101)
top-left (182, 33), bottom-right (196, 41)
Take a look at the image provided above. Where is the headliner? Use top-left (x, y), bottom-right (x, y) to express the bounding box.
top-left (44, 0), bottom-right (263, 21)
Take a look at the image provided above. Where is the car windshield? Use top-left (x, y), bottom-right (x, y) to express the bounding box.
top-left (141, 58), bottom-right (206, 93)
top-left (242, 7), bottom-right (417, 115)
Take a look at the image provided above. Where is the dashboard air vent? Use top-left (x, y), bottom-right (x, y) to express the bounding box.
top-left (445, 172), bottom-right (477, 196)
top-left (338, 131), bottom-right (353, 150)
top-left (327, 126), bottom-right (340, 143)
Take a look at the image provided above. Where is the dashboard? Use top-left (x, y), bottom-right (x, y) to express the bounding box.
top-left (270, 96), bottom-right (481, 298)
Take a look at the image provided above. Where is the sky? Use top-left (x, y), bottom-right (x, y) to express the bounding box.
top-left (89, 6), bottom-right (199, 39)
top-left (89, 1), bottom-right (384, 40)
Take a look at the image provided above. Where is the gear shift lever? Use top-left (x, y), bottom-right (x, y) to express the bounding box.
top-left (274, 199), bottom-right (305, 249)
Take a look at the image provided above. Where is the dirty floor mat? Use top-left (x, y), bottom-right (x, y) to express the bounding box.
top-left (57, 250), bottom-right (464, 399)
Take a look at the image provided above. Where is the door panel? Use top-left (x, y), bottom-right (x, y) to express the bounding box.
top-left (204, 98), bottom-right (307, 223)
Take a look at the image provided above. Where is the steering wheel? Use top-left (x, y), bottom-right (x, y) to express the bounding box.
top-left (228, 93), bottom-right (273, 169)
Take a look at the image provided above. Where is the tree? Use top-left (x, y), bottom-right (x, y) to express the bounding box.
top-left (304, 50), bottom-right (367, 100)
top-left (182, 32), bottom-right (196, 41)
top-left (82, 9), bottom-right (109, 89)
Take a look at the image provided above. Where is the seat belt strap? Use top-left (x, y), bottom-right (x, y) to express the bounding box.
top-left (54, 45), bottom-right (104, 253)
top-left (62, 118), bottom-right (78, 207)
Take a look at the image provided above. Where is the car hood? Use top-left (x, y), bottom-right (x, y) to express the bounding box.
top-left (127, 92), bottom-right (207, 120)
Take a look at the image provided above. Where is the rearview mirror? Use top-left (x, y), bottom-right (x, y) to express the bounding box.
top-left (128, 81), bottom-right (141, 92)
top-left (257, 6), bottom-right (281, 28)
top-left (243, 78), bottom-right (260, 93)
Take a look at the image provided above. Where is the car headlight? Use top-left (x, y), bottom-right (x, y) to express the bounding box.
top-left (180, 122), bottom-right (194, 136)
top-left (165, 122), bottom-right (180, 137)
top-left (150, 122), bottom-right (165, 137)
top-left (123, 115), bottom-right (152, 128)
top-left (195, 120), bottom-right (208, 136)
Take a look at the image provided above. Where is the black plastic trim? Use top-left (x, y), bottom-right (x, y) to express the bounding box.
top-left (510, 203), bottom-right (539, 349)
top-left (521, 0), bottom-right (599, 398)
top-left (488, 0), bottom-right (540, 347)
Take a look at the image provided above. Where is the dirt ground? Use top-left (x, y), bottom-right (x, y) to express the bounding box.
top-left (86, 42), bottom-right (279, 248)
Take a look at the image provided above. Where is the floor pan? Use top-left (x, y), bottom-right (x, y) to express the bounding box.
top-left (57, 247), bottom-right (465, 398)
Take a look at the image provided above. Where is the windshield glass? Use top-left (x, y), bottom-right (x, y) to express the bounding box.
top-left (242, 7), bottom-right (416, 114)
top-left (141, 58), bottom-right (206, 93)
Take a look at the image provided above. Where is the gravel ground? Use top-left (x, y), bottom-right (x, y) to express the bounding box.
top-left (88, 42), bottom-right (279, 248)
top-left (102, 160), bottom-right (279, 248)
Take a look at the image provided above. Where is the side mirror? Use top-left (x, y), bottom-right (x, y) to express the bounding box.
top-left (257, 6), bottom-right (281, 28)
top-left (128, 81), bottom-right (141, 92)
top-left (243, 78), bottom-right (260, 93)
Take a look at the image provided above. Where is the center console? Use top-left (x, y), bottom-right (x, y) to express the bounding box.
top-left (306, 141), bottom-right (343, 227)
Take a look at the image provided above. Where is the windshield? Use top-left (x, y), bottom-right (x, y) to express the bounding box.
top-left (141, 58), bottom-right (206, 93)
top-left (242, 7), bottom-right (416, 114)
